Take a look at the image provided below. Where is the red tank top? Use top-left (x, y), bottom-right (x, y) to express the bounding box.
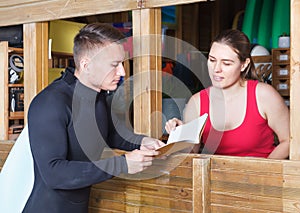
top-left (200, 80), bottom-right (275, 157)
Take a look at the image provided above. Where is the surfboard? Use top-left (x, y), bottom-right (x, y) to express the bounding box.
top-left (257, 0), bottom-right (275, 50)
top-left (232, 10), bottom-right (245, 30)
top-left (242, 0), bottom-right (263, 44)
top-left (271, 0), bottom-right (290, 48)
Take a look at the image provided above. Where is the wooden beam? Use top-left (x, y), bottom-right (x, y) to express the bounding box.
top-left (0, 42), bottom-right (9, 140)
top-left (0, 0), bottom-right (136, 27)
top-left (193, 157), bottom-right (211, 213)
top-left (0, 0), bottom-right (206, 27)
top-left (146, 0), bottom-right (206, 8)
top-left (23, 22), bottom-right (48, 124)
top-left (290, 0), bottom-right (300, 160)
top-left (132, 8), bottom-right (162, 138)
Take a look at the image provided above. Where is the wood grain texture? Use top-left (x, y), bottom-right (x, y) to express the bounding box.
top-left (290, 0), bottom-right (300, 160)
top-left (0, 42), bottom-right (9, 140)
top-left (193, 157), bottom-right (211, 213)
top-left (0, 0), bottom-right (136, 27)
top-left (132, 8), bottom-right (162, 138)
top-left (89, 154), bottom-right (197, 212)
top-left (0, 142), bottom-right (14, 170)
top-left (23, 22), bottom-right (48, 123)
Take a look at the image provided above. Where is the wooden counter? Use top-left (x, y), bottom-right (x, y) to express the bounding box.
top-left (1, 142), bottom-right (300, 212)
top-left (0, 141), bottom-right (14, 171)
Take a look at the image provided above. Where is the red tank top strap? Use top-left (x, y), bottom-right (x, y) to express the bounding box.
top-left (199, 88), bottom-right (210, 115)
top-left (245, 80), bottom-right (260, 120)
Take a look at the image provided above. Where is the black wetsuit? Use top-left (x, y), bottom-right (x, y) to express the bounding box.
top-left (23, 67), bottom-right (144, 212)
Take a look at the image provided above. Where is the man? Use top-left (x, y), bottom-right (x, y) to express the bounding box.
top-left (23, 23), bottom-right (164, 212)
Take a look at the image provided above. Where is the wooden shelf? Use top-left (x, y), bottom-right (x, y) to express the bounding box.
top-left (8, 47), bottom-right (23, 55)
top-left (49, 51), bottom-right (73, 69)
top-left (9, 111), bottom-right (24, 119)
top-left (8, 84), bottom-right (24, 87)
top-left (0, 41), bottom-right (24, 140)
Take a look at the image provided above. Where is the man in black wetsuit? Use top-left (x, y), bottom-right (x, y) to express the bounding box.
top-left (23, 23), bottom-right (165, 212)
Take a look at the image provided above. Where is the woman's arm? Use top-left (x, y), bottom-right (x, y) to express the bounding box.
top-left (183, 93), bottom-right (202, 153)
top-left (256, 82), bottom-right (290, 159)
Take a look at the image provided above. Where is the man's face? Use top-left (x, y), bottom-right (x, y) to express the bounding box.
top-left (84, 42), bottom-right (126, 92)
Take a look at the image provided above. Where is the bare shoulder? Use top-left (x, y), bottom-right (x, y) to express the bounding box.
top-left (188, 92), bottom-right (201, 104)
top-left (256, 81), bottom-right (281, 98)
top-left (256, 82), bottom-right (287, 116)
top-left (184, 92), bottom-right (201, 122)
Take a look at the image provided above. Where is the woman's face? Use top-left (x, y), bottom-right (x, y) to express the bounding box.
top-left (207, 42), bottom-right (247, 89)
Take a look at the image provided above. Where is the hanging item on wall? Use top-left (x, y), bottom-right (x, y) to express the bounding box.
top-left (9, 54), bottom-right (24, 84)
top-left (0, 25), bottom-right (23, 48)
top-left (9, 87), bottom-right (24, 112)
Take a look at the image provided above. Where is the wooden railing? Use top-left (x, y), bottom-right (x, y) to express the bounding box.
top-left (1, 142), bottom-right (300, 213)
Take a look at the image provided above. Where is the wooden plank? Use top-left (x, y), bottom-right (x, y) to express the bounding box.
top-left (147, 0), bottom-right (206, 8)
top-left (0, 0), bottom-right (136, 27)
top-left (0, 142), bottom-right (14, 151)
top-left (0, 42), bottom-right (9, 140)
top-left (290, 0), bottom-right (300, 160)
top-left (193, 157), bottom-right (211, 213)
top-left (89, 154), bottom-right (196, 212)
top-left (282, 199), bottom-right (300, 213)
top-left (211, 180), bottom-right (284, 198)
top-left (92, 179), bottom-right (192, 201)
top-left (0, 142), bottom-right (14, 170)
top-left (211, 192), bottom-right (283, 212)
top-left (0, 152), bottom-right (10, 169)
top-left (89, 206), bottom-right (124, 213)
top-left (125, 193), bottom-right (192, 211)
top-left (89, 190), bottom-right (126, 211)
top-left (99, 175), bottom-right (192, 190)
top-left (211, 205), bottom-right (280, 213)
top-left (0, 0), bottom-right (206, 27)
top-left (201, 156), bottom-right (290, 213)
top-left (283, 160), bottom-right (300, 175)
top-left (211, 170), bottom-right (283, 187)
top-left (210, 156), bottom-right (283, 174)
top-left (23, 22), bottom-right (48, 123)
top-left (132, 8), bottom-right (162, 138)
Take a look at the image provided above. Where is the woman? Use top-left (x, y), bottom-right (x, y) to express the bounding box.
top-left (165, 29), bottom-right (289, 159)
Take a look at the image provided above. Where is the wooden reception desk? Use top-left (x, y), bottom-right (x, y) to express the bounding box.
top-left (1, 143), bottom-right (300, 212)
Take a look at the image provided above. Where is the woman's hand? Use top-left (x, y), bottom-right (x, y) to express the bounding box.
top-left (164, 118), bottom-right (183, 134)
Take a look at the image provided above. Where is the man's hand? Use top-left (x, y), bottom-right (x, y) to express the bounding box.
top-left (125, 149), bottom-right (159, 174)
top-left (140, 137), bottom-right (165, 151)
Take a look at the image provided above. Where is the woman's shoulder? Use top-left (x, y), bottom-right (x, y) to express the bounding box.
top-left (255, 81), bottom-right (286, 110)
top-left (255, 81), bottom-right (280, 97)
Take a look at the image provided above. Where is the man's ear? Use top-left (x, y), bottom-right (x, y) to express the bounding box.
top-left (79, 58), bottom-right (90, 73)
top-left (241, 58), bottom-right (251, 72)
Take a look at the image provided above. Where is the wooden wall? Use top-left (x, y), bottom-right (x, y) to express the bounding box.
top-left (194, 156), bottom-right (300, 212)
top-left (3, 143), bottom-right (299, 213)
top-left (0, 142), bottom-right (14, 171)
top-left (89, 154), bottom-right (196, 212)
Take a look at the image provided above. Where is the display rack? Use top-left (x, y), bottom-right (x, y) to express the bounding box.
top-left (0, 41), bottom-right (24, 140)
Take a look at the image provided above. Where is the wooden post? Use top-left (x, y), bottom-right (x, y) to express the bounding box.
top-left (132, 8), bottom-right (162, 138)
top-left (290, 0), bottom-right (300, 160)
top-left (193, 157), bottom-right (211, 213)
top-left (23, 22), bottom-right (48, 123)
top-left (0, 42), bottom-right (9, 140)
